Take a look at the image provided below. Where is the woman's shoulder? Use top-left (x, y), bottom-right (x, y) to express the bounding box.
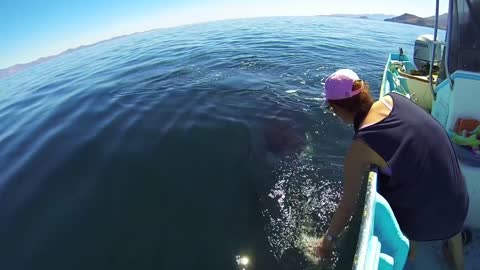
top-left (359, 95), bottom-right (394, 130)
top-left (373, 95), bottom-right (393, 110)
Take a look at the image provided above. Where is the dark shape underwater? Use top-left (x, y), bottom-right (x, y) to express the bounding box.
top-left (263, 118), bottom-right (307, 156)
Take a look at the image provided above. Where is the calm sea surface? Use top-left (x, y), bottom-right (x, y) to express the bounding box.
top-left (0, 16), bottom-right (443, 270)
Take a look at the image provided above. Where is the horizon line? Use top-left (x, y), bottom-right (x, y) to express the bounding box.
top-left (0, 12), bottom-right (431, 70)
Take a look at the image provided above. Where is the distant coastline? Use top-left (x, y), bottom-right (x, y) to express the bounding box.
top-left (326, 13), bottom-right (448, 29)
top-left (0, 34), bottom-right (132, 79)
top-left (384, 13), bottom-right (448, 30)
top-left (0, 13), bottom-right (448, 79)
top-left (324, 13), bottom-right (395, 21)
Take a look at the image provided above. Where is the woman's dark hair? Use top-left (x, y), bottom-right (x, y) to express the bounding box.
top-left (328, 80), bottom-right (374, 116)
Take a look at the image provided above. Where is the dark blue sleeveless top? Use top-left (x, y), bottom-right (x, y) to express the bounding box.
top-left (354, 93), bottom-right (469, 241)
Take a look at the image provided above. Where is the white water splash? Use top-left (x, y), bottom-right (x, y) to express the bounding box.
top-left (261, 137), bottom-right (342, 269)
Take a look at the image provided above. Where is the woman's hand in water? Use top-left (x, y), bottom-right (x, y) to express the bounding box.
top-left (317, 236), bottom-right (334, 258)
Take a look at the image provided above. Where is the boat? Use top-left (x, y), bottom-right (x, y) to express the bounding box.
top-left (352, 0), bottom-right (480, 269)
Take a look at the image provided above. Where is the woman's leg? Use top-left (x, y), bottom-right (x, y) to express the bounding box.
top-left (408, 240), bottom-right (416, 260)
top-left (446, 232), bottom-right (464, 270)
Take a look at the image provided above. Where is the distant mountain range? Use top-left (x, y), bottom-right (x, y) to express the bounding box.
top-left (325, 14), bottom-right (396, 21)
top-left (0, 14), bottom-right (449, 79)
top-left (326, 13), bottom-right (448, 29)
top-left (0, 55), bottom-right (57, 79)
top-left (0, 34), bottom-right (132, 79)
top-left (385, 13), bottom-right (448, 30)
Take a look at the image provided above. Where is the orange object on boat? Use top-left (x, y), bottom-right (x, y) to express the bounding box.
top-left (454, 118), bottom-right (480, 135)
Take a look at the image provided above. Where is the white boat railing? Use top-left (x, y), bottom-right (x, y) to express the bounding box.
top-left (352, 167), bottom-right (410, 270)
top-left (352, 168), bottom-right (378, 270)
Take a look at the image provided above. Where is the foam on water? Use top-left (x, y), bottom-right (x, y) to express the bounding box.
top-left (260, 142), bottom-right (342, 269)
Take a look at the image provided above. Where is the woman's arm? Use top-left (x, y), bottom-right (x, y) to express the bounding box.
top-left (328, 139), bottom-right (370, 236)
top-left (318, 139), bottom-right (380, 256)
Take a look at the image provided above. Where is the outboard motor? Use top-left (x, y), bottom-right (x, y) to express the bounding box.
top-left (413, 34), bottom-right (442, 71)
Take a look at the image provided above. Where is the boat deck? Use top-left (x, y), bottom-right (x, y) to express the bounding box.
top-left (405, 229), bottom-right (480, 270)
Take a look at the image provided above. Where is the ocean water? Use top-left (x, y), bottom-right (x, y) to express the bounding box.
top-left (0, 16), bottom-right (442, 270)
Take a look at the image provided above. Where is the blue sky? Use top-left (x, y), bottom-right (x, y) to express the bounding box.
top-left (0, 0), bottom-right (448, 69)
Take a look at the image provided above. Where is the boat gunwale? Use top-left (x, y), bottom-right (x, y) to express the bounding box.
top-left (352, 167), bottom-right (378, 270)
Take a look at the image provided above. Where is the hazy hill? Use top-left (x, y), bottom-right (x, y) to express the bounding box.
top-left (385, 13), bottom-right (448, 30)
top-left (424, 13), bottom-right (449, 28)
top-left (326, 14), bottom-right (396, 21)
top-left (0, 34), bottom-right (131, 79)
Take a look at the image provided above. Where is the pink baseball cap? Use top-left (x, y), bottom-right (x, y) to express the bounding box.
top-left (324, 69), bottom-right (363, 100)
